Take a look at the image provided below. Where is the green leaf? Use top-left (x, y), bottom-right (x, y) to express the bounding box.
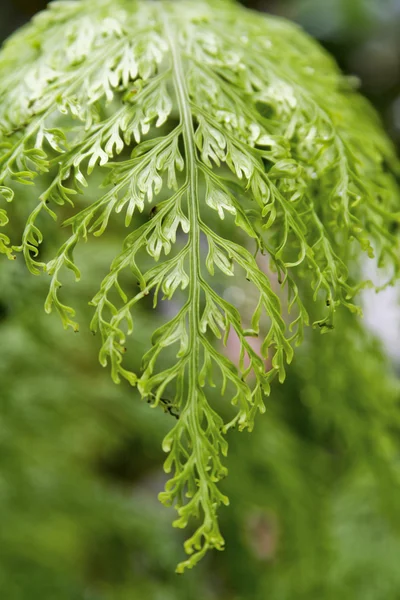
top-left (0, 0), bottom-right (399, 572)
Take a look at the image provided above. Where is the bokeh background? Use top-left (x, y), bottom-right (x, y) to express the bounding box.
top-left (1, 1), bottom-right (400, 598)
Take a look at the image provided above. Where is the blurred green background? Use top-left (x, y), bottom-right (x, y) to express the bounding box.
top-left (1, 1), bottom-right (400, 598)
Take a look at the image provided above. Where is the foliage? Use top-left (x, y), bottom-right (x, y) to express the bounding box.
top-left (0, 0), bottom-right (399, 570)
top-left (1, 247), bottom-right (400, 599)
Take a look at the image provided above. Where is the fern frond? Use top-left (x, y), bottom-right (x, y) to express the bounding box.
top-left (0, 0), bottom-right (399, 571)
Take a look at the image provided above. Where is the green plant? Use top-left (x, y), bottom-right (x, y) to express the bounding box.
top-left (0, 0), bottom-right (399, 572)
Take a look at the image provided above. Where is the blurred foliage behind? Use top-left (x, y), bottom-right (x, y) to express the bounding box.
top-left (1, 1), bottom-right (400, 598)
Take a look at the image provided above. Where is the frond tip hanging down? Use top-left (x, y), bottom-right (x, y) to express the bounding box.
top-left (0, 0), bottom-right (399, 572)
